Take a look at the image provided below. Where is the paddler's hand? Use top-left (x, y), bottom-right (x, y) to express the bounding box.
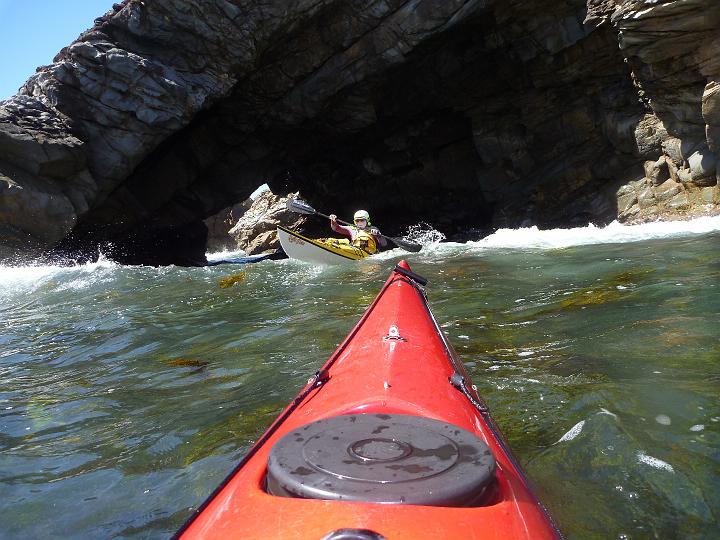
top-left (371, 227), bottom-right (387, 248)
top-left (329, 214), bottom-right (337, 224)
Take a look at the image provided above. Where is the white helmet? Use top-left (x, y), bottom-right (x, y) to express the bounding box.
top-left (353, 210), bottom-right (370, 223)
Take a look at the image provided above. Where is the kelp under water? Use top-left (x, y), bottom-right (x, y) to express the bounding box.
top-left (0, 218), bottom-right (719, 539)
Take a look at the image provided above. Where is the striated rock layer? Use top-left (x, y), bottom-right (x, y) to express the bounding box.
top-left (0, 0), bottom-right (718, 265)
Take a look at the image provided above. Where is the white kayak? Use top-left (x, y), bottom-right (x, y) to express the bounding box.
top-left (277, 226), bottom-right (372, 265)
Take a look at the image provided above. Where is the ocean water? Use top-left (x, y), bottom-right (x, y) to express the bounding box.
top-left (1, 217), bottom-right (719, 539)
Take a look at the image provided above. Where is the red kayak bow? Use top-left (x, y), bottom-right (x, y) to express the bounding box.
top-left (176, 261), bottom-right (562, 540)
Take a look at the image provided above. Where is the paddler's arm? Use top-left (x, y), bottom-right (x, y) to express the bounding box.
top-left (370, 226), bottom-right (388, 248)
top-left (329, 214), bottom-right (353, 239)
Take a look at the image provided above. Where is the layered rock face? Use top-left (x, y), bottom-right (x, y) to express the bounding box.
top-left (0, 0), bottom-right (718, 265)
top-left (589, 0), bottom-right (720, 222)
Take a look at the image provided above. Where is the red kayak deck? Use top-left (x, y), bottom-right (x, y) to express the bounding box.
top-left (176, 262), bottom-right (561, 539)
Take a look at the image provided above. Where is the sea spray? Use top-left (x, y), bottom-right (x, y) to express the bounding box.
top-left (469, 215), bottom-right (720, 250)
top-left (402, 222), bottom-right (446, 246)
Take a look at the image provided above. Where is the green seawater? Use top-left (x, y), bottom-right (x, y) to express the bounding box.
top-left (1, 222), bottom-right (719, 539)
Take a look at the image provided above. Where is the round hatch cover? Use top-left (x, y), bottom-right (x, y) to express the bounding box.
top-left (267, 413), bottom-right (495, 506)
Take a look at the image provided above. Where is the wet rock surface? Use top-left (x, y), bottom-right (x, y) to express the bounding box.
top-left (618, 179), bottom-right (719, 224)
top-left (205, 199), bottom-right (253, 253)
top-left (0, 0), bottom-right (718, 264)
top-left (228, 190), bottom-right (307, 255)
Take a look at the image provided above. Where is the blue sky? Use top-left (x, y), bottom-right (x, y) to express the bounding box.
top-left (0, 0), bottom-right (113, 99)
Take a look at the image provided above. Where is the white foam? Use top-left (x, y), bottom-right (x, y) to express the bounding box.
top-left (403, 223), bottom-right (447, 246)
top-left (557, 420), bottom-right (585, 443)
top-left (467, 215), bottom-right (720, 250)
top-left (0, 256), bottom-right (118, 293)
top-left (598, 408), bottom-right (618, 419)
top-left (637, 451), bottom-right (674, 473)
top-left (205, 249), bottom-right (247, 262)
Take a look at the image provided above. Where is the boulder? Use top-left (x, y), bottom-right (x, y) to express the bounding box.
top-left (637, 187), bottom-right (656, 209)
top-left (204, 199), bottom-right (253, 252)
top-left (700, 186), bottom-right (718, 204)
top-left (617, 191), bottom-right (638, 214)
top-left (634, 114), bottom-right (668, 159)
top-left (644, 156), bottom-right (670, 185)
top-left (229, 190), bottom-right (306, 255)
top-left (666, 192), bottom-right (690, 210)
top-left (655, 179), bottom-right (681, 202)
top-left (661, 138), bottom-right (684, 166)
top-left (687, 145), bottom-right (717, 186)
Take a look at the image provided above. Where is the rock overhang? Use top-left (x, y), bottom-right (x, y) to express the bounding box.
top-left (0, 0), bottom-right (718, 265)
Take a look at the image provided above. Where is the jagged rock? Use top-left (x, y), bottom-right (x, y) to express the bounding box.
top-left (228, 190), bottom-right (306, 255)
top-left (619, 203), bottom-right (640, 220)
top-left (242, 230), bottom-right (278, 255)
top-left (644, 156), bottom-right (670, 185)
top-left (633, 114), bottom-right (669, 159)
top-left (617, 190), bottom-right (637, 213)
top-left (618, 168), bottom-right (719, 224)
top-left (676, 167), bottom-right (693, 184)
top-left (0, 0), bottom-right (719, 264)
top-left (687, 144), bottom-right (717, 186)
top-left (637, 187), bottom-right (656, 209)
top-left (616, 178), bottom-right (644, 197)
top-left (655, 179), bottom-right (681, 202)
top-left (204, 199), bottom-right (252, 252)
top-left (666, 192), bottom-right (690, 210)
top-left (700, 186), bottom-right (718, 204)
top-left (661, 137), bottom-right (684, 166)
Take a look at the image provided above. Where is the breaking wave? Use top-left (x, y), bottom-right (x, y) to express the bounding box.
top-left (470, 215), bottom-right (720, 250)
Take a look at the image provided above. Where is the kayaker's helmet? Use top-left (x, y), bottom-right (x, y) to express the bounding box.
top-left (353, 210), bottom-right (370, 225)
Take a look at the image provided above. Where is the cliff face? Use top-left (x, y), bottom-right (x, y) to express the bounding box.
top-left (1, 0), bottom-right (718, 265)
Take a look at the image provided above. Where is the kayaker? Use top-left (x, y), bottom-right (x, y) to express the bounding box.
top-left (329, 210), bottom-right (387, 254)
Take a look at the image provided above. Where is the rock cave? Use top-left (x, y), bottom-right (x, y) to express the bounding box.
top-left (1, 0), bottom-right (718, 265)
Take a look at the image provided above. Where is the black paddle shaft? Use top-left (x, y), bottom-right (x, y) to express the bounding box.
top-left (313, 209), bottom-right (353, 227)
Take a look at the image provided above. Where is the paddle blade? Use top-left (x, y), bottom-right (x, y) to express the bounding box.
top-left (387, 236), bottom-right (422, 253)
top-left (286, 199), bottom-right (317, 215)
